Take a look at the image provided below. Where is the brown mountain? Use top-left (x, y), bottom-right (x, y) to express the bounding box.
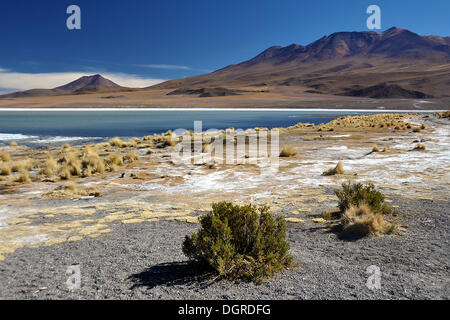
top-left (0, 74), bottom-right (125, 99)
top-left (153, 27), bottom-right (450, 98)
top-left (56, 74), bottom-right (120, 92)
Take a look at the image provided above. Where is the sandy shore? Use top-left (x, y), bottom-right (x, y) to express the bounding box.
top-left (0, 113), bottom-right (448, 299)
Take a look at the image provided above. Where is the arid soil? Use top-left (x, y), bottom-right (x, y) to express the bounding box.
top-left (0, 113), bottom-right (448, 299)
top-left (0, 86), bottom-right (449, 110)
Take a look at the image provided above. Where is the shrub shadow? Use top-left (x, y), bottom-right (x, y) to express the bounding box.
top-left (129, 261), bottom-right (213, 290)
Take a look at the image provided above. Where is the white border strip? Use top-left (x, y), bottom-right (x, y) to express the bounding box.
top-left (0, 108), bottom-right (445, 112)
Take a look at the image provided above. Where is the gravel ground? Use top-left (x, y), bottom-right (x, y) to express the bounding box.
top-left (0, 196), bottom-right (448, 300)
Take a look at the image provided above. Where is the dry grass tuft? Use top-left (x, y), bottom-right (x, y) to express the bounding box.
top-left (339, 205), bottom-right (396, 238)
top-left (58, 164), bottom-right (72, 180)
top-left (109, 137), bottom-right (127, 148)
top-left (104, 154), bottom-right (123, 171)
top-left (372, 144), bottom-right (380, 152)
top-left (43, 182), bottom-right (101, 199)
top-left (0, 163), bottom-right (12, 176)
top-left (11, 160), bottom-right (33, 173)
top-left (40, 154), bottom-right (58, 177)
top-left (80, 146), bottom-right (105, 176)
top-left (0, 152), bottom-right (11, 162)
top-left (58, 151), bottom-right (81, 177)
top-left (10, 141), bottom-right (18, 147)
top-left (15, 170), bottom-right (31, 184)
top-left (124, 151), bottom-right (139, 163)
top-left (322, 161), bottom-right (345, 176)
top-left (412, 144), bottom-right (426, 151)
top-left (279, 145), bottom-right (297, 157)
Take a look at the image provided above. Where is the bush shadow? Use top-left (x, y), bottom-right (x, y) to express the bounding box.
top-left (129, 261), bottom-right (213, 290)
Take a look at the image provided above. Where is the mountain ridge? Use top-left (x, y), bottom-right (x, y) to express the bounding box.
top-left (152, 27), bottom-right (450, 98)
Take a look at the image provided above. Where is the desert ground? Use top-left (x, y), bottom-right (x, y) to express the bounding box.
top-left (0, 86), bottom-right (449, 110)
top-left (0, 112), bottom-right (449, 299)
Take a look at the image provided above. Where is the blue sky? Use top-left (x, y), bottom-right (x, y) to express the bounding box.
top-left (0, 0), bottom-right (449, 92)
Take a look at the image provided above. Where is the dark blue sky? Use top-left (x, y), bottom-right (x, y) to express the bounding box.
top-left (0, 0), bottom-right (449, 90)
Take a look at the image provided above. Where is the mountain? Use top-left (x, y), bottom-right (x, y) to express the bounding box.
top-left (0, 74), bottom-right (124, 99)
top-left (153, 27), bottom-right (450, 98)
top-left (55, 74), bottom-right (120, 92)
top-left (341, 83), bottom-right (433, 99)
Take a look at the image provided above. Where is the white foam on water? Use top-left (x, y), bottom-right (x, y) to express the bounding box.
top-left (31, 136), bottom-right (100, 143)
top-left (0, 133), bottom-right (38, 141)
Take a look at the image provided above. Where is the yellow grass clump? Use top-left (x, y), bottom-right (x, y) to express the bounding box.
top-left (0, 152), bottom-right (11, 162)
top-left (0, 163), bottom-right (12, 176)
top-left (104, 154), bottom-right (123, 171)
top-left (340, 205), bottom-right (395, 238)
top-left (59, 152), bottom-right (81, 177)
top-left (58, 164), bottom-right (72, 180)
top-left (40, 154), bottom-right (58, 177)
top-left (372, 144), bottom-right (380, 152)
top-left (11, 159), bottom-right (33, 173)
top-left (124, 151), bottom-right (139, 163)
top-left (80, 146), bottom-right (105, 177)
top-left (10, 141), bottom-right (18, 147)
top-left (109, 137), bottom-right (136, 148)
top-left (322, 161), bottom-right (345, 176)
top-left (15, 170), bottom-right (31, 184)
top-left (279, 145), bottom-right (297, 157)
top-left (43, 182), bottom-right (101, 199)
top-left (413, 144), bottom-right (426, 151)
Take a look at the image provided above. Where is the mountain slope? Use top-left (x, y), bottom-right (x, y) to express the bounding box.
top-left (152, 27), bottom-right (450, 98)
top-left (0, 74), bottom-right (124, 99)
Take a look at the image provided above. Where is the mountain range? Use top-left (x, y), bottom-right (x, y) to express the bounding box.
top-left (155, 27), bottom-right (450, 98)
top-left (1, 27), bottom-right (449, 101)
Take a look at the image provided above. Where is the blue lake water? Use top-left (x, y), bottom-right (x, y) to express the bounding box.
top-left (0, 109), bottom-right (428, 147)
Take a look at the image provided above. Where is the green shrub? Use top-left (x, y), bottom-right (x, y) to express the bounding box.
top-left (334, 182), bottom-right (394, 215)
top-left (182, 202), bottom-right (293, 284)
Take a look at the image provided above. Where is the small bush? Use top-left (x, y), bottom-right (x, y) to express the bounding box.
top-left (334, 182), bottom-right (394, 215)
top-left (182, 202), bottom-right (293, 284)
top-left (279, 145), bottom-right (296, 157)
top-left (10, 141), bottom-right (18, 147)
